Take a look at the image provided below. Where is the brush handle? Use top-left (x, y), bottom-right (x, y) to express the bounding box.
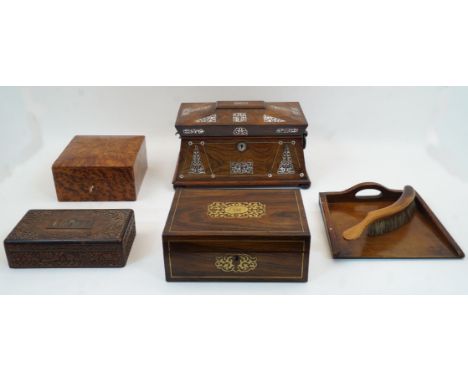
top-left (342, 185), bottom-right (416, 240)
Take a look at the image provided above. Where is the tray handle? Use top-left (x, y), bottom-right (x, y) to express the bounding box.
top-left (344, 182), bottom-right (400, 199)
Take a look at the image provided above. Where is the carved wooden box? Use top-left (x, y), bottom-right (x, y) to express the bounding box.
top-left (173, 101), bottom-right (310, 188)
top-left (4, 209), bottom-right (136, 268)
top-left (162, 189), bottom-right (310, 281)
top-left (52, 135), bottom-right (147, 201)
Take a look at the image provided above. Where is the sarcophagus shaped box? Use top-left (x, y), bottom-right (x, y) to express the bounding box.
top-left (52, 135), bottom-right (147, 201)
top-left (4, 209), bottom-right (136, 268)
top-left (173, 101), bottom-right (310, 188)
top-left (162, 189), bottom-right (310, 281)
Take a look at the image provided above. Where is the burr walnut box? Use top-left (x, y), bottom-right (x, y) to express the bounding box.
top-left (4, 209), bottom-right (136, 268)
top-left (173, 101), bottom-right (310, 188)
top-left (162, 189), bottom-right (310, 281)
top-left (52, 135), bottom-right (147, 201)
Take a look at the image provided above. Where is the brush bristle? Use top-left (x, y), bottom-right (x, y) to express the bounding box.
top-left (367, 201), bottom-right (416, 237)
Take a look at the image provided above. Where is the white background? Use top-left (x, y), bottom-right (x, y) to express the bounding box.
top-left (1, 1), bottom-right (468, 381)
top-left (1, 86), bottom-right (467, 294)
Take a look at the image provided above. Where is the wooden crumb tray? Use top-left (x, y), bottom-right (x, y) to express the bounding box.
top-left (319, 182), bottom-right (464, 259)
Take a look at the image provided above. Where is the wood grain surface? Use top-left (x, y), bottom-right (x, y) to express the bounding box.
top-left (173, 101), bottom-right (310, 188)
top-left (162, 189), bottom-right (310, 281)
top-left (319, 182), bottom-right (465, 259)
top-left (176, 101), bottom-right (307, 129)
top-left (173, 137), bottom-right (310, 188)
top-left (52, 135), bottom-right (147, 201)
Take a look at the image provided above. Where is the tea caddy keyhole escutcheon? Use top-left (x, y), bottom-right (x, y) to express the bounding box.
top-left (237, 142), bottom-right (247, 152)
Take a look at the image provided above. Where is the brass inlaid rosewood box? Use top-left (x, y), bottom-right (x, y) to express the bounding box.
top-left (162, 189), bottom-right (310, 281)
top-left (173, 101), bottom-right (310, 188)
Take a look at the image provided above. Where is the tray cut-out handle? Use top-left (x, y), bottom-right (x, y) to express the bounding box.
top-left (322, 182), bottom-right (403, 204)
top-left (346, 182), bottom-right (400, 200)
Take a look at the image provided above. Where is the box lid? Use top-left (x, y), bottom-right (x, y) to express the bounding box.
top-left (175, 101), bottom-right (308, 137)
top-left (52, 135), bottom-right (145, 168)
top-left (5, 209), bottom-right (134, 244)
top-left (163, 189), bottom-right (309, 239)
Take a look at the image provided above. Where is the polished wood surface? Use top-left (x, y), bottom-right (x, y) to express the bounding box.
top-left (4, 209), bottom-right (136, 268)
top-left (173, 137), bottom-right (310, 188)
top-left (173, 101), bottom-right (310, 188)
top-left (216, 100), bottom-right (266, 109)
top-left (176, 101), bottom-right (307, 130)
top-left (52, 135), bottom-right (147, 201)
top-left (163, 189), bottom-right (310, 281)
top-left (319, 182), bottom-right (465, 259)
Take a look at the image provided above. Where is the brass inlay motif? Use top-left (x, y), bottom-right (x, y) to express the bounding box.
top-left (215, 255), bottom-right (257, 273)
top-left (225, 204), bottom-right (248, 214)
top-left (207, 202), bottom-right (266, 219)
top-left (167, 240), bottom-right (305, 279)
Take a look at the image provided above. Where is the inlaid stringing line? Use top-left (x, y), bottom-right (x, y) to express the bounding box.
top-left (294, 190), bottom-right (305, 233)
top-left (301, 242), bottom-right (305, 278)
top-left (269, 144), bottom-right (281, 174)
top-left (201, 143), bottom-right (214, 176)
top-left (168, 242), bottom-right (174, 277)
top-left (168, 240), bottom-right (305, 279)
top-left (180, 143), bottom-right (190, 176)
top-left (291, 143), bottom-right (301, 170)
top-left (168, 190), bottom-right (183, 232)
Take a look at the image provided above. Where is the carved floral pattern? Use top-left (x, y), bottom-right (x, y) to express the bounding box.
top-left (6, 216), bottom-right (136, 268)
top-left (6, 210), bottom-right (131, 241)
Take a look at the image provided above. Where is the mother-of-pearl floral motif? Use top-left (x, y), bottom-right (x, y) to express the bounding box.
top-left (263, 114), bottom-right (286, 123)
top-left (233, 112), bottom-right (247, 123)
top-left (195, 114), bottom-right (217, 123)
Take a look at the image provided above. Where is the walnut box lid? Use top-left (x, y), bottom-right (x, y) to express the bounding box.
top-left (175, 101), bottom-right (308, 137)
top-left (4, 209), bottom-right (136, 268)
top-left (52, 135), bottom-right (147, 201)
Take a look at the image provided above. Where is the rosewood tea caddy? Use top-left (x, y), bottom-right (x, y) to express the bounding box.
top-left (173, 101), bottom-right (310, 188)
top-left (52, 135), bottom-right (147, 201)
top-left (4, 209), bottom-right (136, 268)
top-left (163, 189), bottom-right (310, 281)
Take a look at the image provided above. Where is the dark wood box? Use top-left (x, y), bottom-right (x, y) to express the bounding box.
top-left (162, 189), bottom-right (310, 281)
top-left (52, 135), bottom-right (147, 201)
top-left (4, 209), bottom-right (136, 268)
top-left (173, 101), bottom-right (310, 188)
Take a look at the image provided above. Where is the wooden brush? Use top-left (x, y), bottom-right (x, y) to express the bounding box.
top-left (342, 185), bottom-right (417, 241)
